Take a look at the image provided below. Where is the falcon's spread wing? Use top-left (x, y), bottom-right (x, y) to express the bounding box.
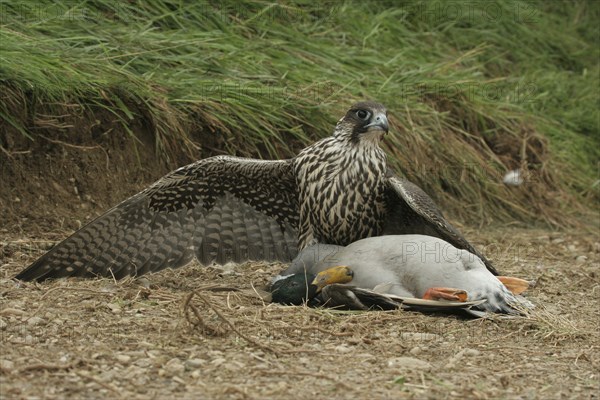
top-left (383, 174), bottom-right (499, 275)
top-left (15, 156), bottom-right (299, 281)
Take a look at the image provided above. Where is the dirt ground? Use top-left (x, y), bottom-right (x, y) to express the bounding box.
top-left (1, 125), bottom-right (599, 399)
top-left (0, 226), bottom-right (598, 399)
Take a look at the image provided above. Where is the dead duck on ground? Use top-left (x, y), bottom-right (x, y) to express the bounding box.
top-left (270, 235), bottom-right (533, 317)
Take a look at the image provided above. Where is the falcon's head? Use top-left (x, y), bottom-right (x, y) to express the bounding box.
top-left (334, 101), bottom-right (389, 143)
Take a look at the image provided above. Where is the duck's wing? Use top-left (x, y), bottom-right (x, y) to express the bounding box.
top-left (15, 156), bottom-right (299, 281)
top-left (383, 174), bottom-right (499, 275)
top-left (319, 285), bottom-right (403, 310)
top-left (397, 297), bottom-right (491, 318)
top-left (319, 285), bottom-right (491, 315)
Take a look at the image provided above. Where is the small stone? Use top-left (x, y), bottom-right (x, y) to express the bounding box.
top-left (400, 332), bottom-right (441, 341)
top-left (464, 349), bottom-right (481, 357)
top-left (134, 359), bottom-right (152, 368)
top-left (0, 308), bottom-right (27, 317)
top-left (298, 357), bottom-right (310, 365)
top-left (146, 350), bottom-right (162, 358)
top-left (0, 359), bottom-right (14, 371)
top-left (107, 303), bottom-right (122, 313)
top-left (116, 355), bottom-right (131, 364)
top-left (309, 343), bottom-right (323, 351)
top-left (210, 358), bottom-right (226, 367)
top-left (165, 358), bottom-right (184, 375)
top-left (503, 170), bottom-right (524, 186)
top-left (135, 277), bottom-right (151, 289)
top-left (551, 238), bottom-right (565, 244)
top-left (27, 317), bottom-right (45, 327)
top-left (445, 348), bottom-right (468, 368)
top-left (409, 346), bottom-right (422, 356)
top-left (575, 255), bottom-right (588, 263)
top-left (567, 245), bottom-right (577, 252)
top-left (221, 262), bottom-right (237, 271)
top-left (224, 361), bottom-right (245, 371)
top-left (184, 359), bottom-right (205, 370)
top-left (335, 345), bottom-right (352, 354)
top-left (100, 285), bottom-right (118, 294)
top-left (190, 370), bottom-right (202, 378)
top-left (387, 357), bottom-right (432, 371)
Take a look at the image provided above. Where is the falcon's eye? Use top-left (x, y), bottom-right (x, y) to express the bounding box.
top-left (356, 110), bottom-right (370, 120)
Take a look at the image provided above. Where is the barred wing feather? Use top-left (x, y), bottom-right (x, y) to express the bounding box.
top-left (15, 156), bottom-right (299, 281)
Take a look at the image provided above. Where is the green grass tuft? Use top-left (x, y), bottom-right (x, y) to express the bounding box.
top-left (1, 0), bottom-right (598, 225)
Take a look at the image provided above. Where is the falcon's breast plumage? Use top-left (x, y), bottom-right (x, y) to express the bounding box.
top-left (15, 101), bottom-right (498, 281)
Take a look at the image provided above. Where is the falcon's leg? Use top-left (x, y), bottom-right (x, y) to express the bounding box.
top-left (497, 276), bottom-right (530, 295)
top-left (423, 287), bottom-right (468, 302)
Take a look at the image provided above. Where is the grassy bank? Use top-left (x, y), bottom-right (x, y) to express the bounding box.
top-left (1, 0), bottom-right (598, 226)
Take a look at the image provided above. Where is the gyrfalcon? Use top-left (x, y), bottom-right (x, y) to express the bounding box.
top-left (15, 101), bottom-right (498, 281)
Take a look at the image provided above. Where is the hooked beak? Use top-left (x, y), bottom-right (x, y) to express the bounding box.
top-left (365, 112), bottom-right (389, 134)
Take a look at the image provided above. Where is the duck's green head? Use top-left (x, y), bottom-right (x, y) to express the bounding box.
top-left (271, 266), bottom-right (354, 305)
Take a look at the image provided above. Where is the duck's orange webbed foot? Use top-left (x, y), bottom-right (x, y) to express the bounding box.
top-left (423, 287), bottom-right (468, 302)
top-left (497, 276), bottom-right (530, 295)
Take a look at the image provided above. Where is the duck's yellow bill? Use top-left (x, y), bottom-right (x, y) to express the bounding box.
top-left (311, 266), bottom-right (354, 291)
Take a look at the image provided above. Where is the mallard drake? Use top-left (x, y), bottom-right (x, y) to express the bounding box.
top-left (271, 235), bottom-right (532, 315)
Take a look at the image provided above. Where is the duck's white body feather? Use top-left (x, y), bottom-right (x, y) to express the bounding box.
top-left (281, 235), bottom-right (532, 313)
